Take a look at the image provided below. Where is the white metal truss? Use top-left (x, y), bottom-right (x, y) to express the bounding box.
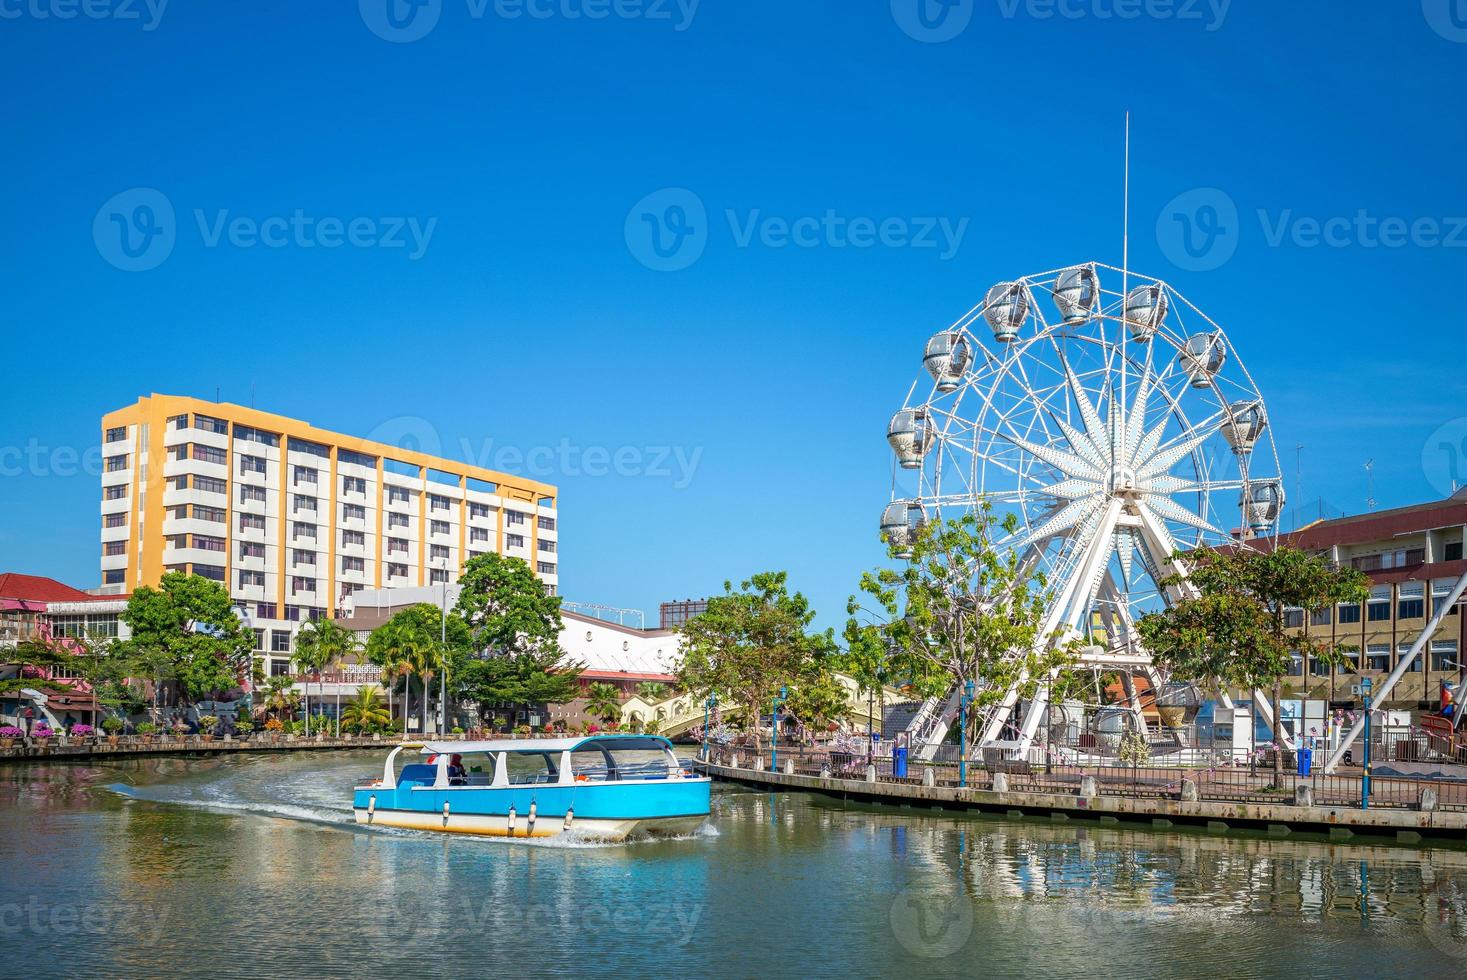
top-left (886, 263), bottom-right (1284, 760)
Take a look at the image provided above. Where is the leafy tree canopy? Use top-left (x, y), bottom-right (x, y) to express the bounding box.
top-left (453, 553), bottom-right (562, 656)
top-left (121, 572), bottom-right (253, 700)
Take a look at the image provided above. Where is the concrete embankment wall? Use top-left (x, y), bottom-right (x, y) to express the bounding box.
top-left (700, 760), bottom-right (1467, 847)
top-left (0, 735), bottom-right (392, 763)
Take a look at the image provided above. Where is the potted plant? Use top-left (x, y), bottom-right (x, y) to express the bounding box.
top-left (171, 719), bottom-right (191, 741)
top-left (136, 721), bottom-right (157, 743)
top-left (264, 717), bottom-right (283, 741)
top-left (70, 723), bottom-right (97, 745)
top-left (101, 717), bottom-right (124, 745)
top-left (234, 719), bottom-right (254, 741)
top-left (197, 715), bottom-right (220, 742)
top-left (0, 725), bottom-right (22, 748)
top-left (32, 723), bottom-right (54, 744)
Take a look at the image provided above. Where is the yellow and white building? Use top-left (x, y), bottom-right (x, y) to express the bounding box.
top-left (99, 394), bottom-right (558, 672)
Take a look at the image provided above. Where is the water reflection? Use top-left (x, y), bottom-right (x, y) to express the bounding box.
top-left (0, 756), bottom-right (1463, 976)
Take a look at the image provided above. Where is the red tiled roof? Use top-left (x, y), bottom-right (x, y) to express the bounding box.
top-left (0, 573), bottom-right (95, 604)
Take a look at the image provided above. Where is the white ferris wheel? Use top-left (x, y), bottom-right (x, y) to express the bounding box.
top-left (881, 262), bottom-right (1285, 757)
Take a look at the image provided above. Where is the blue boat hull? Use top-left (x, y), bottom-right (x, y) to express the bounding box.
top-left (352, 778), bottom-right (711, 840)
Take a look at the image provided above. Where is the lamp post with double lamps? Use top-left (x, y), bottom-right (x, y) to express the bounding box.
top-left (770, 685), bottom-right (789, 772)
top-left (959, 679), bottom-right (976, 789)
top-left (1360, 677), bottom-right (1373, 810)
top-left (702, 692), bottom-right (718, 760)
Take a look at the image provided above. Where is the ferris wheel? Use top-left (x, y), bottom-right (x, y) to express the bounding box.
top-left (881, 262), bottom-right (1284, 755)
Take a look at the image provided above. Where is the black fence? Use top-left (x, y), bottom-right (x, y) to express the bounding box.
top-left (705, 744), bottom-right (1467, 812)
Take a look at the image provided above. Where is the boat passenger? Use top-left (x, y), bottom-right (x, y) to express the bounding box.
top-left (448, 754), bottom-right (467, 785)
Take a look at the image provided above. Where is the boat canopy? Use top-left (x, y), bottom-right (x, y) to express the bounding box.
top-left (417, 734), bottom-right (676, 756)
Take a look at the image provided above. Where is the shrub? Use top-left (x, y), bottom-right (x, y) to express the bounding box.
top-left (32, 724), bottom-right (54, 738)
top-left (197, 715), bottom-right (221, 732)
top-left (0, 726), bottom-right (24, 739)
top-left (102, 717), bottom-right (125, 734)
top-left (234, 719), bottom-right (254, 734)
top-left (70, 724), bottom-right (96, 738)
top-left (451, 726), bottom-right (464, 735)
top-left (264, 718), bottom-right (283, 732)
top-left (136, 722), bottom-right (158, 735)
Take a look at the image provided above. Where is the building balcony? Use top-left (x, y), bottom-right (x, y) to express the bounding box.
top-left (100, 552), bottom-right (128, 571)
top-left (100, 524), bottom-right (130, 544)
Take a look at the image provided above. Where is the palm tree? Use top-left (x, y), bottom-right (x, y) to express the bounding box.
top-left (635, 682), bottom-right (669, 703)
top-left (584, 682), bottom-right (624, 726)
top-left (402, 640), bottom-right (441, 737)
top-left (341, 687), bottom-right (391, 734)
top-left (294, 618), bottom-right (357, 736)
top-left (261, 675), bottom-right (299, 723)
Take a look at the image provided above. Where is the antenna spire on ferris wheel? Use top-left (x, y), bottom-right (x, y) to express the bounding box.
top-left (879, 118), bottom-right (1287, 759)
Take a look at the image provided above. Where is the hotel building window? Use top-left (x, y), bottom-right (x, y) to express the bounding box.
top-left (193, 535), bottom-right (225, 552)
top-left (506, 533), bottom-right (524, 548)
top-left (291, 576), bottom-right (316, 595)
top-left (236, 426), bottom-right (279, 447)
top-left (240, 542), bottom-right (265, 560)
top-left (429, 520), bottom-right (450, 536)
top-left (1308, 606), bottom-right (1331, 627)
top-left (104, 512), bottom-right (127, 528)
top-left (194, 414), bottom-right (229, 435)
top-left (1432, 641), bottom-right (1460, 672)
top-left (294, 495), bottom-right (317, 515)
top-left (469, 527), bottom-right (489, 543)
top-left (429, 544), bottom-right (449, 562)
top-left (388, 562), bottom-right (408, 578)
top-left (195, 475), bottom-right (226, 495)
top-left (193, 444), bottom-right (227, 465)
top-left (342, 503), bottom-right (366, 522)
top-left (1365, 644), bottom-right (1390, 671)
top-left (169, 505), bottom-right (188, 521)
top-left (387, 512), bottom-right (409, 529)
top-left (238, 570), bottom-right (265, 589)
top-left (104, 484), bottom-right (127, 500)
top-left (342, 476), bottom-right (366, 495)
top-left (469, 502), bottom-right (490, 519)
top-left (104, 541), bottom-right (126, 556)
top-left (239, 484), bottom-right (266, 504)
top-left (537, 515), bottom-right (555, 531)
top-left (103, 569), bottom-right (125, 585)
top-left (1398, 582), bottom-right (1425, 620)
top-left (1366, 587), bottom-right (1392, 622)
top-left (105, 454), bottom-right (129, 472)
top-left (539, 539), bottom-right (556, 554)
top-left (293, 549), bottom-right (316, 566)
top-left (239, 454), bottom-right (267, 475)
top-left (271, 630), bottom-right (291, 653)
top-left (195, 564), bottom-right (225, 582)
top-left (342, 557), bottom-right (365, 574)
top-left (194, 505), bottom-right (226, 524)
top-left (342, 530), bottom-right (365, 548)
top-left (105, 426), bottom-right (127, 442)
top-left (1399, 643), bottom-right (1422, 672)
top-left (1433, 579), bottom-right (1461, 617)
top-left (169, 414), bottom-right (188, 430)
top-left (537, 561), bottom-right (556, 575)
top-left (252, 628), bottom-right (265, 651)
top-left (430, 494), bottom-right (449, 512)
top-left (239, 513), bottom-right (265, 532)
top-left (293, 465), bottom-right (317, 486)
top-left (1338, 601), bottom-right (1361, 624)
top-left (387, 486), bottom-right (411, 505)
top-left (293, 522), bottom-right (316, 541)
top-left (429, 569), bottom-right (449, 585)
top-left (387, 537), bottom-right (407, 555)
top-left (506, 511), bottom-right (526, 526)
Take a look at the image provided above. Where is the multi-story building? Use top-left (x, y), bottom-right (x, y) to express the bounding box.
top-left (99, 394), bottom-right (559, 672)
top-left (1279, 487), bottom-right (1466, 708)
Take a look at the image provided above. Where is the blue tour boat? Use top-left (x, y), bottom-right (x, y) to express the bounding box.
top-left (352, 734), bottom-right (711, 840)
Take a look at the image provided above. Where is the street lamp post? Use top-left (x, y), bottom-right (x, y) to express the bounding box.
top-left (437, 561), bottom-right (448, 738)
top-left (771, 685), bottom-right (788, 772)
top-left (702, 692), bottom-right (717, 760)
top-left (1361, 677), bottom-right (1373, 810)
top-left (959, 680), bottom-right (976, 789)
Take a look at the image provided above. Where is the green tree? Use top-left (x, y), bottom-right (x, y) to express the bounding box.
top-left (850, 504), bottom-right (1077, 752)
top-left (840, 620), bottom-right (897, 742)
top-left (584, 682), bottom-right (625, 726)
top-left (260, 674), bottom-right (299, 722)
top-left (365, 604), bottom-right (471, 736)
top-left (451, 553), bottom-right (578, 728)
top-left (677, 572), bottom-right (836, 750)
top-left (784, 670), bottom-right (850, 733)
top-left (120, 572), bottom-right (254, 703)
top-left (340, 686), bottom-right (391, 734)
top-left (293, 617), bottom-right (357, 736)
top-left (635, 682), bottom-right (670, 703)
top-left (1137, 545), bottom-right (1370, 784)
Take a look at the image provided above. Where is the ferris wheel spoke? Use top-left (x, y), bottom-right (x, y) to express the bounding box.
top-left (1143, 493), bottom-right (1227, 538)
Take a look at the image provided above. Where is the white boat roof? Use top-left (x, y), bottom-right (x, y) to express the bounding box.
top-left (418, 735), bottom-right (672, 755)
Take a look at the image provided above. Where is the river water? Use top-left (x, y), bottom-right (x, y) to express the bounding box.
top-left (1, 751), bottom-right (1465, 978)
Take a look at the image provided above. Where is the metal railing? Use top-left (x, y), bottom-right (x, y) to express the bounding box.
top-left (705, 743), bottom-right (1467, 812)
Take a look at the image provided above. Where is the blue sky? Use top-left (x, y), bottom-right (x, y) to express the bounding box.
top-left (1, 1), bottom-right (1465, 629)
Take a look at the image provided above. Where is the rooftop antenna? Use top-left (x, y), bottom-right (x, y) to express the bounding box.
top-left (1364, 458), bottom-right (1376, 511)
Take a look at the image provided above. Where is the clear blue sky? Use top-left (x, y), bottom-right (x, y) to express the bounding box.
top-left (1, 1), bottom-right (1464, 629)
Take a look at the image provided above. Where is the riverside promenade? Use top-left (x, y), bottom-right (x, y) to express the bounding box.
top-left (699, 748), bottom-right (1467, 846)
top-left (0, 733), bottom-right (399, 763)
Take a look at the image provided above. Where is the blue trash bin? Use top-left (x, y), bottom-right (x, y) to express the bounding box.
top-left (893, 746), bottom-right (908, 778)
top-left (1296, 746), bottom-right (1313, 777)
